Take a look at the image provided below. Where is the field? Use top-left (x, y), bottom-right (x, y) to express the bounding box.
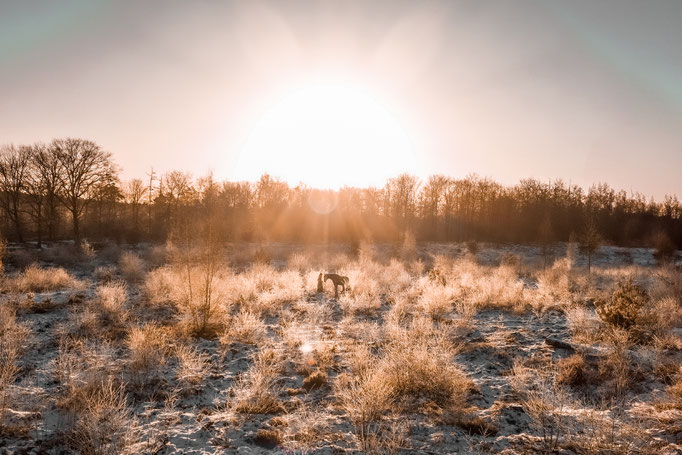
top-left (0, 241), bottom-right (681, 454)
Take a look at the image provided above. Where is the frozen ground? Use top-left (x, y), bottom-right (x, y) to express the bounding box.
top-left (0, 242), bottom-right (680, 454)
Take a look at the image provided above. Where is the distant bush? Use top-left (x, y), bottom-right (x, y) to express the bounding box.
top-left (596, 278), bottom-right (649, 330)
top-left (143, 266), bottom-right (176, 305)
top-left (6, 264), bottom-right (80, 292)
top-left (119, 251), bottom-right (146, 283)
top-left (94, 265), bottom-right (117, 283)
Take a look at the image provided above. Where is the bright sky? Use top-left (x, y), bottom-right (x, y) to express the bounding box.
top-left (1, 1), bottom-right (680, 197)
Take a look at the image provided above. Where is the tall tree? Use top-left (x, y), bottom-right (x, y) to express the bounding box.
top-left (0, 145), bottom-right (33, 242)
top-left (52, 138), bottom-right (117, 245)
top-left (33, 144), bottom-right (62, 241)
top-left (124, 179), bottom-right (145, 241)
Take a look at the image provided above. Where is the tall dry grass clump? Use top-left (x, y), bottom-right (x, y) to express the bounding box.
top-left (510, 359), bottom-right (570, 453)
top-left (231, 347), bottom-right (285, 414)
top-left (335, 369), bottom-right (395, 451)
top-left (174, 345), bottom-right (211, 388)
top-left (126, 324), bottom-right (168, 385)
top-left (119, 251), bottom-right (146, 283)
top-left (67, 377), bottom-right (137, 455)
top-left (221, 310), bottom-right (267, 345)
top-left (380, 326), bottom-right (471, 408)
top-left (143, 266), bottom-right (176, 305)
top-left (61, 282), bottom-right (129, 341)
top-left (0, 306), bottom-right (30, 427)
top-left (5, 264), bottom-right (81, 292)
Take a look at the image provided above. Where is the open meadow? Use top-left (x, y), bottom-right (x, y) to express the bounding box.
top-left (0, 241), bottom-right (680, 454)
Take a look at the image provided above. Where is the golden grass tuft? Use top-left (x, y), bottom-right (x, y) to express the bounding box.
top-left (231, 347), bottom-right (285, 414)
top-left (5, 264), bottom-right (81, 293)
top-left (221, 310), bottom-right (267, 345)
top-left (119, 251), bottom-right (146, 283)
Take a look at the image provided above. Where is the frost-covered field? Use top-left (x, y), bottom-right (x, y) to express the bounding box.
top-left (1, 242), bottom-right (681, 454)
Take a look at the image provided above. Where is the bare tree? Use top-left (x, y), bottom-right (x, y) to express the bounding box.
top-left (33, 144), bottom-right (62, 241)
top-left (581, 217), bottom-right (601, 273)
top-left (52, 138), bottom-right (117, 246)
top-left (0, 144), bottom-right (33, 242)
top-left (24, 143), bottom-right (50, 247)
top-left (124, 179), bottom-right (145, 241)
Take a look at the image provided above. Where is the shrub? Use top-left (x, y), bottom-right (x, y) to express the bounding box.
top-left (94, 265), bottom-right (117, 283)
top-left (6, 264), bottom-right (80, 292)
top-left (302, 370), bottom-right (327, 392)
top-left (0, 306), bottom-right (29, 426)
top-left (119, 251), bottom-right (146, 283)
top-left (335, 371), bottom-right (395, 451)
top-left (557, 354), bottom-right (590, 386)
top-left (652, 231), bottom-right (677, 264)
top-left (596, 278), bottom-right (649, 330)
top-left (126, 325), bottom-right (168, 385)
top-left (68, 377), bottom-right (137, 455)
top-left (96, 282), bottom-right (128, 315)
top-left (221, 310), bottom-right (267, 345)
top-left (143, 266), bottom-right (176, 305)
top-left (175, 345), bottom-right (210, 387)
top-left (231, 348), bottom-right (285, 414)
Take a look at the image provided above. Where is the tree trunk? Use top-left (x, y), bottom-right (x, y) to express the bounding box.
top-left (72, 211), bottom-right (81, 246)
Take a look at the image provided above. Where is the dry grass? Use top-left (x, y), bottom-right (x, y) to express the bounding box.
top-left (119, 251), bottom-right (146, 283)
top-left (94, 265), bottom-right (117, 283)
top-left (221, 310), bottom-right (267, 345)
top-left (0, 306), bottom-right (30, 429)
top-left (67, 376), bottom-right (137, 455)
top-left (5, 264), bottom-right (81, 292)
top-left (126, 324), bottom-right (168, 385)
top-left (175, 345), bottom-right (210, 387)
top-left (143, 266), bottom-right (176, 305)
top-left (231, 347), bottom-right (285, 414)
top-left (0, 244), bottom-right (680, 453)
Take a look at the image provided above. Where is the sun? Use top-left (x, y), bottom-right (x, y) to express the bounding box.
top-left (231, 80), bottom-right (416, 189)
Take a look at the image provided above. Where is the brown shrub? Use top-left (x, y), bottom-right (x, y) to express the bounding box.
top-left (231, 347), bottom-right (285, 414)
top-left (126, 325), bottom-right (168, 385)
top-left (557, 354), bottom-right (590, 386)
top-left (6, 264), bottom-right (81, 292)
top-left (302, 370), bottom-right (327, 392)
top-left (119, 251), bottom-right (146, 283)
top-left (596, 278), bottom-right (648, 330)
top-left (67, 377), bottom-right (137, 455)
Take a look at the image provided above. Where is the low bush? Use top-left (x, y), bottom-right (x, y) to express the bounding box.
top-left (596, 278), bottom-right (649, 330)
top-left (6, 264), bottom-right (80, 292)
top-left (119, 251), bottom-right (146, 283)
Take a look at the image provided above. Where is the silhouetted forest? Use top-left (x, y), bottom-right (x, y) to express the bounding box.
top-left (1, 139), bottom-right (680, 253)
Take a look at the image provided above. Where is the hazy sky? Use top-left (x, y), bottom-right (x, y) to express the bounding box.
top-left (1, 0), bottom-right (680, 198)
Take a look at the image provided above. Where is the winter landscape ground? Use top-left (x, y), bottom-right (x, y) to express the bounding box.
top-left (0, 241), bottom-right (680, 454)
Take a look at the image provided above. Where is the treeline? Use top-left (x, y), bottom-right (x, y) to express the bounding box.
top-left (1, 138), bottom-right (680, 251)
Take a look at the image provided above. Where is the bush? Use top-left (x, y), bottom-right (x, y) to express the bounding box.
top-left (143, 266), bottom-right (176, 305)
top-left (126, 325), bottom-right (168, 385)
top-left (596, 278), bottom-right (649, 330)
top-left (0, 306), bottom-right (29, 426)
top-left (231, 348), bottom-right (284, 414)
top-left (557, 354), bottom-right (590, 386)
top-left (94, 265), bottom-right (117, 283)
top-left (119, 252), bottom-right (146, 283)
top-left (68, 377), bottom-right (137, 455)
top-left (6, 264), bottom-right (80, 292)
top-left (221, 310), bottom-right (267, 345)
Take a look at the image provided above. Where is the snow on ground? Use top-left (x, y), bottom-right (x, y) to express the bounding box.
top-left (0, 242), bottom-right (680, 454)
